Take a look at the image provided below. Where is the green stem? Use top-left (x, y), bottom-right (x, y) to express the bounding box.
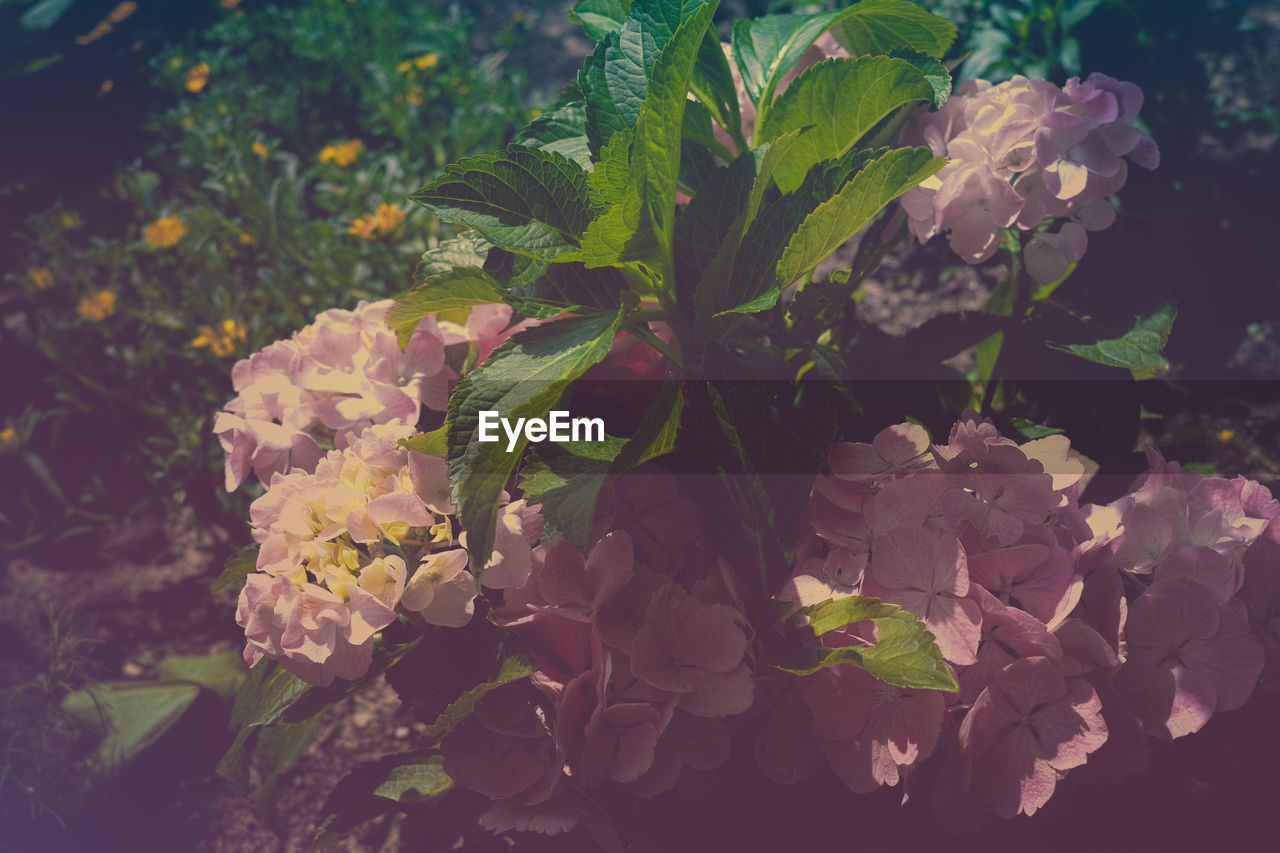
top-left (628, 323), bottom-right (686, 369)
top-left (980, 232), bottom-right (1025, 414)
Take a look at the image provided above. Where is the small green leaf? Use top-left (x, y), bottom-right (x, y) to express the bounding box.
top-left (780, 595), bottom-right (958, 692)
top-left (315, 752), bottom-right (453, 849)
top-left (1056, 304), bottom-right (1176, 379)
top-left (387, 266), bottom-right (506, 347)
top-left (421, 656), bottom-right (535, 744)
top-left (571, 0), bottom-right (634, 41)
top-left (156, 651), bottom-right (246, 699)
top-left (888, 45), bottom-right (952, 109)
top-left (760, 56), bottom-right (937, 192)
top-left (829, 0), bottom-right (958, 60)
top-left (447, 311), bottom-right (625, 570)
top-left (212, 544), bottom-right (258, 594)
top-left (399, 425), bottom-right (448, 458)
top-left (514, 98), bottom-right (593, 168)
top-left (413, 233), bottom-right (491, 287)
top-left (411, 146), bottom-right (592, 261)
top-left (253, 712), bottom-right (325, 813)
top-left (776, 147), bottom-right (944, 287)
top-left (485, 249), bottom-right (630, 314)
top-left (372, 756), bottom-right (453, 803)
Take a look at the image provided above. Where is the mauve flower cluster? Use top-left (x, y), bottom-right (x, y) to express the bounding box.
top-left (899, 74), bottom-right (1159, 282)
top-left (760, 412), bottom-right (1275, 825)
top-left (236, 421), bottom-right (543, 686)
top-left (439, 475), bottom-right (754, 837)
top-left (215, 300), bottom-right (526, 492)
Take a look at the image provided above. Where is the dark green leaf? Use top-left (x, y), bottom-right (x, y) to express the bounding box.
top-left (387, 266), bottom-right (506, 347)
top-left (212, 544), bottom-right (258, 594)
top-left (571, 0), bottom-right (634, 41)
top-left (447, 311), bottom-right (625, 570)
top-left (421, 656), bottom-right (535, 744)
top-left (513, 98), bottom-right (593, 167)
top-left (315, 752), bottom-right (452, 849)
top-left (485, 249), bottom-right (630, 315)
top-left (888, 45), bottom-right (952, 109)
top-left (62, 682), bottom-right (201, 773)
top-left (410, 146), bottom-right (592, 261)
top-left (730, 10), bottom-right (845, 108)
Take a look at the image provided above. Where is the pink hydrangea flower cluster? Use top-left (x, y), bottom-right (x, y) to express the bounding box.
top-left (439, 500), bottom-right (753, 836)
top-left (236, 421), bottom-right (543, 686)
top-left (899, 74), bottom-right (1159, 281)
top-left (215, 300), bottom-right (530, 493)
top-left (761, 413), bottom-right (1275, 825)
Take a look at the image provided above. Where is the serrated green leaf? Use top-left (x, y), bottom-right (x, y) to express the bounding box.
top-left (589, 129), bottom-right (633, 214)
top-left (254, 712), bottom-right (325, 814)
top-left (388, 266), bottom-right (506, 347)
top-left (571, 0), bottom-right (634, 42)
top-left (760, 56), bottom-right (937, 192)
top-left (485, 249), bottom-right (630, 314)
top-left (829, 0), bottom-right (957, 60)
top-left (578, 1), bottom-right (717, 271)
top-left (212, 544), bottom-right (258, 594)
top-left (412, 233), bottom-right (491, 291)
top-left (780, 595), bottom-right (958, 692)
top-left (447, 311), bottom-right (625, 570)
top-left (513, 98), bottom-right (593, 168)
top-left (62, 682), bottom-right (202, 773)
top-left (691, 28), bottom-right (742, 143)
top-left (421, 657), bottom-right (535, 744)
top-left (217, 662), bottom-right (309, 792)
top-left (372, 756), bottom-right (452, 803)
top-left (775, 146), bottom-right (944, 287)
top-left (730, 10), bottom-right (845, 108)
top-left (888, 45), bottom-right (952, 109)
top-left (411, 146), bottom-right (592, 261)
top-left (1057, 304), bottom-right (1176, 379)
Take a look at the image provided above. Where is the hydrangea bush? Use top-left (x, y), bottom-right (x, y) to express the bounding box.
top-left (208, 1), bottom-right (1278, 848)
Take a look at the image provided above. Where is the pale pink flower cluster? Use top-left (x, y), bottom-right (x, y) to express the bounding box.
top-left (236, 422), bottom-right (543, 686)
top-left (440, 502), bottom-right (752, 836)
top-left (761, 413), bottom-right (1275, 826)
top-left (900, 73), bottom-right (1159, 280)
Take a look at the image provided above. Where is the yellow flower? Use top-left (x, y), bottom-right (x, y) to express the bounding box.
top-left (106, 2), bottom-right (137, 24)
top-left (1217, 429), bottom-right (1236, 444)
top-left (60, 211), bottom-right (82, 229)
top-left (237, 231), bottom-right (255, 246)
top-left (396, 59), bottom-right (413, 73)
top-left (373, 203), bottom-right (407, 234)
top-left (191, 319), bottom-right (247, 357)
top-left (414, 53), bottom-right (439, 70)
top-left (180, 115), bottom-right (195, 128)
top-left (512, 11), bottom-right (526, 24)
top-left (144, 215), bottom-right (185, 248)
top-left (185, 62), bottom-right (210, 93)
top-left (0, 427), bottom-right (19, 451)
top-left (97, 79), bottom-right (114, 97)
top-left (406, 87), bottom-right (424, 106)
top-left (168, 56), bottom-right (184, 70)
top-left (347, 213), bottom-right (378, 240)
top-left (29, 267), bottom-right (54, 290)
top-left (77, 290), bottom-right (117, 322)
top-left (75, 21), bottom-right (113, 46)
top-left (319, 138), bottom-right (364, 167)
top-left (251, 141), bottom-right (269, 159)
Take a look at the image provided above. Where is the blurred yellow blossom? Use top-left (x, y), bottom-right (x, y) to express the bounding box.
top-left (60, 210), bottom-right (82, 229)
top-left (185, 62), bottom-right (210, 93)
top-left (168, 56), bottom-right (184, 69)
top-left (191, 319), bottom-right (247, 357)
top-left (77, 290), bottom-right (117, 321)
top-left (29, 267), bottom-right (54, 290)
top-left (97, 79), bottom-right (114, 97)
top-left (75, 21), bottom-right (113, 45)
top-left (237, 231), bottom-right (255, 245)
top-left (347, 213), bottom-right (379, 240)
top-left (1217, 429), bottom-right (1236, 443)
top-left (396, 59), bottom-right (413, 73)
top-left (251, 141), bottom-right (269, 158)
top-left (406, 87), bottom-right (424, 106)
top-left (144, 215), bottom-right (185, 248)
top-left (319, 138), bottom-right (364, 166)
top-left (414, 53), bottom-right (439, 70)
top-left (0, 427), bottom-right (18, 451)
top-left (373, 203), bottom-right (406, 233)
top-left (107, 2), bottom-right (137, 24)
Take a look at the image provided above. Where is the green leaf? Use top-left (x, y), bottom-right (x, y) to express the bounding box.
top-left (578, 0), bottom-right (718, 270)
top-left (571, 0), bottom-right (634, 41)
top-left (730, 10), bottom-right (845, 108)
top-left (410, 146), bottom-right (592, 261)
top-left (62, 682), bottom-right (201, 773)
top-left (780, 595), bottom-right (958, 692)
top-left (484, 249), bottom-right (630, 314)
top-left (523, 381), bottom-right (683, 546)
top-left (156, 651), bottom-right (245, 700)
top-left (212, 544), bottom-right (258, 594)
top-left (691, 28), bottom-right (742, 143)
top-left (759, 56), bottom-right (937, 192)
top-left (447, 311), bottom-right (625, 570)
top-left (829, 0), bottom-right (958, 60)
top-left (253, 712), bottom-right (325, 813)
top-left (278, 637), bottom-right (422, 726)
top-left (421, 656), bottom-right (535, 744)
top-left (388, 266), bottom-right (506, 347)
top-left (217, 661), bottom-right (309, 792)
top-left (588, 129), bottom-right (634, 215)
top-left (399, 425), bottom-right (448, 458)
top-left (315, 752), bottom-right (452, 849)
top-left (20, 0), bottom-right (76, 31)
top-left (413, 233), bottom-right (491, 287)
top-left (1056, 304), bottom-right (1176, 379)
top-left (775, 146), bottom-right (944, 289)
top-left (514, 98), bottom-right (593, 168)
top-left (888, 45), bottom-right (952, 109)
